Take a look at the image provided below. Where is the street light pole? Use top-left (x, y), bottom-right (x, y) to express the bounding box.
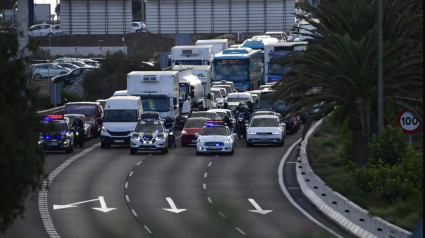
top-left (378, 0), bottom-right (384, 134)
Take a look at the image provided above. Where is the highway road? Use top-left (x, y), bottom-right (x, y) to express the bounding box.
top-left (2, 127), bottom-right (352, 238)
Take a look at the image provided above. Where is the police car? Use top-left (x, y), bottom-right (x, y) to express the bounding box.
top-left (130, 119), bottom-right (169, 154)
top-left (38, 114), bottom-right (74, 153)
top-left (196, 121), bottom-right (236, 155)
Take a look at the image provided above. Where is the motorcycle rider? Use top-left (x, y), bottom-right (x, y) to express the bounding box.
top-left (246, 100), bottom-right (254, 114)
top-left (164, 116), bottom-right (176, 148)
top-left (72, 115), bottom-right (84, 131)
top-left (234, 102), bottom-right (251, 121)
top-left (72, 115), bottom-right (85, 147)
top-left (222, 102), bottom-right (229, 110)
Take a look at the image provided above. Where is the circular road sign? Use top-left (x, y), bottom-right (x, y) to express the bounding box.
top-left (396, 110), bottom-right (422, 134)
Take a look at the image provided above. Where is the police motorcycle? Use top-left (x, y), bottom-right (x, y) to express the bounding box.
top-left (71, 116), bottom-right (85, 148)
top-left (164, 116), bottom-right (176, 148)
top-left (233, 103), bottom-right (251, 140)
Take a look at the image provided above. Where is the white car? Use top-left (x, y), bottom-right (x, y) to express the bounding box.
top-left (246, 115), bottom-right (286, 146)
top-left (28, 24), bottom-right (55, 37)
top-left (130, 120), bottom-right (169, 154)
top-left (131, 22), bottom-right (147, 33)
top-left (196, 123), bottom-right (236, 155)
top-left (31, 63), bottom-right (70, 80)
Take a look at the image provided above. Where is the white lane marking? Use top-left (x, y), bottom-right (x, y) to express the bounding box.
top-left (208, 161), bottom-right (213, 167)
top-left (204, 172), bottom-right (208, 178)
top-left (286, 161), bottom-right (297, 164)
top-left (53, 198), bottom-right (99, 210)
top-left (125, 195), bottom-right (130, 202)
top-left (207, 197), bottom-right (213, 204)
top-left (235, 227), bottom-right (246, 235)
top-left (136, 161), bottom-right (142, 166)
top-left (144, 225), bottom-right (152, 234)
top-left (39, 142), bottom-right (100, 238)
top-left (125, 182), bottom-right (128, 189)
top-left (203, 183), bottom-right (207, 190)
top-left (163, 197), bottom-right (187, 213)
top-left (247, 198), bottom-right (273, 215)
top-left (218, 211), bottom-right (226, 218)
top-left (92, 196), bottom-right (117, 213)
top-left (129, 171), bottom-right (134, 177)
top-left (278, 138), bottom-right (343, 238)
top-left (131, 209), bottom-right (138, 217)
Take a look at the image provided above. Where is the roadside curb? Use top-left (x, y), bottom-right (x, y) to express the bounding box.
top-left (296, 119), bottom-right (412, 238)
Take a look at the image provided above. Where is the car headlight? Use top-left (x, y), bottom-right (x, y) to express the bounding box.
top-left (224, 138), bottom-right (232, 143)
top-left (272, 131), bottom-right (281, 135)
top-left (181, 130), bottom-right (188, 135)
top-left (248, 131), bottom-right (256, 135)
top-left (197, 138), bottom-right (205, 143)
top-left (101, 126), bottom-right (107, 131)
top-left (39, 135), bottom-right (44, 140)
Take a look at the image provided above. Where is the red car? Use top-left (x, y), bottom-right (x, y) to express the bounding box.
top-left (180, 117), bottom-right (209, 146)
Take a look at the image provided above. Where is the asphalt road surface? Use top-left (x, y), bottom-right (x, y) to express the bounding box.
top-left (2, 126), bottom-right (352, 238)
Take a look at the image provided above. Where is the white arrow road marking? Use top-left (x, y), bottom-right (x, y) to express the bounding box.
top-left (92, 196), bottom-right (117, 213)
top-left (248, 198), bottom-right (273, 215)
top-left (53, 196), bottom-right (116, 213)
top-left (163, 197), bottom-right (187, 214)
top-left (53, 198), bottom-right (100, 210)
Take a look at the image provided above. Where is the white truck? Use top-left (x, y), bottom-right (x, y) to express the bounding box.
top-left (170, 45), bottom-right (214, 67)
top-left (172, 65), bottom-right (214, 110)
top-left (173, 69), bottom-right (205, 128)
top-left (195, 39), bottom-right (229, 55)
top-left (127, 71), bottom-right (180, 122)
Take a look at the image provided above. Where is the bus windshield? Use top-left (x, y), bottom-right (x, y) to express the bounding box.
top-left (269, 63), bottom-right (293, 75)
top-left (213, 59), bottom-right (249, 82)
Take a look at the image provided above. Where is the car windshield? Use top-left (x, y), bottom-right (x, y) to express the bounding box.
top-left (41, 120), bottom-right (68, 133)
top-left (104, 110), bottom-right (137, 122)
top-left (185, 118), bottom-right (208, 128)
top-left (201, 127), bottom-right (230, 136)
top-left (214, 111), bottom-right (227, 119)
top-left (141, 98), bottom-right (169, 112)
top-left (250, 118), bottom-right (279, 127)
top-left (211, 90), bottom-right (222, 99)
top-left (65, 104), bottom-right (96, 117)
top-left (134, 122), bottom-right (163, 133)
top-left (191, 112), bottom-right (216, 120)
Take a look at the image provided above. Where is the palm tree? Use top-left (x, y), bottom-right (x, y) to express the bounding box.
top-left (274, 0), bottom-right (423, 167)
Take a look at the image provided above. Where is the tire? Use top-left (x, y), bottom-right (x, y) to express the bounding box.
top-left (101, 142), bottom-right (108, 149)
top-left (181, 142), bottom-right (187, 147)
top-left (47, 33), bottom-right (53, 37)
top-left (230, 148), bottom-right (234, 155)
top-left (33, 74), bottom-right (41, 80)
top-left (246, 142), bottom-right (253, 147)
top-left (196, 150), bottom-right (202, 155)
top-left (161, 148), bottom-right (168, 154)
top-left (130, 148), bottom-right (137, 154)
top-left (66, 146), bottom-right (73, 154)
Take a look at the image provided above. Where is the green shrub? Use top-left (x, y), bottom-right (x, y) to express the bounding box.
top-left (368, 125), bottom-right (407, 166)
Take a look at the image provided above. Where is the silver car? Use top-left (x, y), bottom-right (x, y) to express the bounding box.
top-left (31, 63), bottom-right (70, 80)
top-left (246, 115), bottom-right (286, 146)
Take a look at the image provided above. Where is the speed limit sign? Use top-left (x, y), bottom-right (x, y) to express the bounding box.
top-left (396, 110), bottom-right (422, 134)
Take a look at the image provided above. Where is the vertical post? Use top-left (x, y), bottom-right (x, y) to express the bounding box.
top-left (141, 0), bottom-right (145, 21)
top-left (17, 0), bottom-right (29, 56)
top-left (377, 0), bottom-right (384, 134)
top-left (409, 135), bottom-right (412, 145)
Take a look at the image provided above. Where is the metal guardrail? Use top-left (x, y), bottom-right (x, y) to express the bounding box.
top-left (297, 119), bottom-right (412, 238)
top-left (36, 105), bottom-right (65, 117)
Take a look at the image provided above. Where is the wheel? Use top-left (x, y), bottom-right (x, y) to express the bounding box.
top-left (238, 133), bottom-right (241, 140)
top-left (246, 142), bottom-right (253, 147)
top-left (33, 74), bottom-right (41, 80)
top-left (136, 30), bottom-right (141, 33)
top-left (130, 148), bottom-right (137, 154)
top-left (101, 142), bottom-right (108, 149)
top-left (279, 138), bottom-right (285, 146)
top-left (47, 33), bottom-right (53, 37)
top-left (230, 148), bottom-right (234, 155)
top-left (161, 148), bottom-right (168, 154)
top-left (66, 146), bottom-right (73, 154)
top-left (181, 142), bottom-right (187, 147)
top-left (80, 141), bottom-right (84, 147)
top-left (196, 150), bottom-right (202, 155)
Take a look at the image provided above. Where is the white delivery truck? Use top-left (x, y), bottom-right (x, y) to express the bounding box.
top-left (170, 45), bottom-right (214, 67)
top-left (172, 65), bottom-right (213, 110)
top-left (127, 71), bottom-right (180, 122)
top-left (100, 96), bottom-right (143, 148)
top-left (195, 39), bottom-right (229, 55)
top-left (173, 69), bottom-right (205, 128)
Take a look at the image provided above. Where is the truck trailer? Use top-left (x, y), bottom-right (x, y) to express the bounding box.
top-left (170, 45), bottom-right (214, 68)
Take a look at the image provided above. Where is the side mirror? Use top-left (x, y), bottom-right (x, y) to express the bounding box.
top-left (281, 123), bottom-right (286, 128)
top-left (174, 105), bottom-right (178, 110)
top-left (232, 133), bottom-right (237, 138)
top-left (195, 133), bottom-right (199, 138)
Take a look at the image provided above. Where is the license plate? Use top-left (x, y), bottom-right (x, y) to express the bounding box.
top-left (49, 142), bottom-right (58, 146)
top-left (114, 140), bottom-right (125, 143)
top-left (191, 140), bottom-right (197, 143)
top-left (208, 146), bottom-right (221, 150)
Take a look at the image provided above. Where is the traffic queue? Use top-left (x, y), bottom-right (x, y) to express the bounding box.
top-left (38, 79), bottom-right (304, 156)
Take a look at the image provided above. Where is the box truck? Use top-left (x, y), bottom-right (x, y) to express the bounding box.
top-left (195, 39), bottom-right (229, 55)
top-left (170, 45), bottom-right (214, 67)
top-left (127, 71), bottom-right (180, 122)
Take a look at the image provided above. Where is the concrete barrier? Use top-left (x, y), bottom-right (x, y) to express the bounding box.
top-left (297, 119), bottom-right (412, 238)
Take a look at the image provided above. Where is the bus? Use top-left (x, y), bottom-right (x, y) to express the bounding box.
top-left (213, 48), bottom-right (262, 92)
top-left (240, 37), bottom-right (280, 84)
top-left (264, 41), bottom-right (308, 83)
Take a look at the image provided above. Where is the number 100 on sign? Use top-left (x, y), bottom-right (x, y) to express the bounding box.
top-left (397, 110), bottom-right (421, 134)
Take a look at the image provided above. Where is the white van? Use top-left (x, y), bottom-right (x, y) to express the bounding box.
top-left (101, 96), bottom-right (143, 148)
